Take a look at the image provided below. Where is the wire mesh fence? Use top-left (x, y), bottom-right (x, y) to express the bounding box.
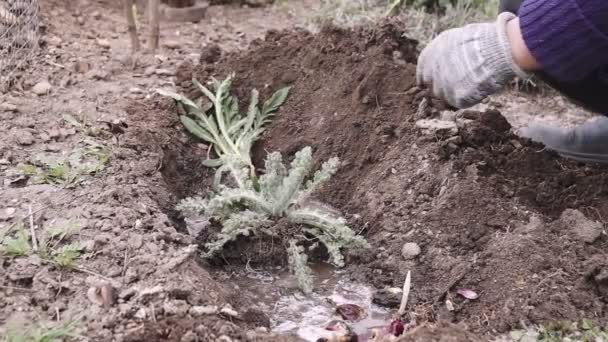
top-left (0, 0), bottom-right (40, 89)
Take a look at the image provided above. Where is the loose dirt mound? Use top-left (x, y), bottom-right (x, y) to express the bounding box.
top-left (156, 23), bottom-right (608, 338)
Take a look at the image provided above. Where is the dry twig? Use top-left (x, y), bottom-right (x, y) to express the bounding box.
top-left (148, 0), bottom-right (160, 50)
top-left (123, 0), bottom-right (140, 52)
top-left (28, 205), bottom-right (38, 251)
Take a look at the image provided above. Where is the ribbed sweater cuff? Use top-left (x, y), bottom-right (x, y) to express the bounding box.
top-left (519, 0), bottom-right (608, 82)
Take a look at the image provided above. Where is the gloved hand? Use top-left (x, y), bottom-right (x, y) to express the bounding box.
top-left (519, 116), bottom-right (608, 164)
top-left (416, 12), bottom-right (528, 108)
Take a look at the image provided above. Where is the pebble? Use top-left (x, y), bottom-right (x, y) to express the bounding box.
top-left (144, 66), bottom-right (156, 76)
top-left (163, 300), bottom-right (189, 316)
top-left (155, 68), bottom-right (174, 76)
top-left (415, 119), bottom-right (458, 138)
top-left (134, 308), bottom-right (147, 319)
top-left (74, 61), bottom-right (91, 73)
top-left (96, 38), bottom-right (111, 49)
top-left (163, 40), bottom-right (181, 50)
top-left (86, 69), bottom-right (110, 81)
top-left (401, 242), bottom-right (421, 260)
top-left (189, 305), bottom-right (218, 316)
top-left (0, 207), bottom-right (16, 221)
top-left (32, 81), bottom-right (52, 95)
top-left (372, 287), bottom-right (402, 308)
top-left (129, 87), bottom-right (144, 94)
top-left (220, 304), bottom-right (238, 318)
top-left (16, 131), bottom-right (35, 145)
top-left (47, 36), bottom-right (63, 46)
top-left (0, 103), bottom-right (18, 112)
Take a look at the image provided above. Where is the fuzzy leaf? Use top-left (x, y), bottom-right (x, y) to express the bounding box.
top-left (202, 159), bottom-right (223, 167)
top-left (180, 116), bottom-right (217, 144)
top-left (156, 88), bottom-right (199, 111)
top-left (244, 89), bottom-right (260, 133)
top-left (273, 147), bottom-right (313, 215)
top-left (262, 87), bottom-right (290, 115)
top-left (259, 151), bottom-right (287, 203)
top-left (204, 210), bottom-right (271, 257)
top-left (192, 79), bottom-right (216, 103)
top-left (287, 240), bottom-right (314, 294)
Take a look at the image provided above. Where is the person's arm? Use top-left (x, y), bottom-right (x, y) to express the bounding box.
top-left (506, 18), bottom-right (541, 72)
top-left (517, 0), bottom-right (608, 81)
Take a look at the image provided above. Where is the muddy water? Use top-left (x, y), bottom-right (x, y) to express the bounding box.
top-left (231, 264), bottom-right (391, 341)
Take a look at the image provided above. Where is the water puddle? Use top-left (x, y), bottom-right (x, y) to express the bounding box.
top-left (227, 264), bottom-right (391, 341)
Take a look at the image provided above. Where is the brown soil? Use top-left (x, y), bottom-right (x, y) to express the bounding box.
top-left (165, 22), bottom-right (608, 339)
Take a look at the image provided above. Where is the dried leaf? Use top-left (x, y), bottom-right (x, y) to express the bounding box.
top-left (335, 303), bottom-right (366, 321)
top-left (455, 288), bottom-right (479, 300)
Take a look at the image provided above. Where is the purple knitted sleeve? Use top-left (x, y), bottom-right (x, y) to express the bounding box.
top-left (518, 0), bottom-right (608, 82)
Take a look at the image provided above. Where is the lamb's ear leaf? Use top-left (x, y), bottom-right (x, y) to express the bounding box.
top-left (262, 87), bottom-right (290, 115)
top-left (202, 159), bottom-right (223, 167)
top-left (180, 116), bottom-right (216, 143)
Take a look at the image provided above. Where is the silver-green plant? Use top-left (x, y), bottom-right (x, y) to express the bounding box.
top-left (164, 75), bottom-right (369, 294)
top-left (157, 74), bottom-right (289, 175)
top-left (178, 147), bottom-right (369, 293)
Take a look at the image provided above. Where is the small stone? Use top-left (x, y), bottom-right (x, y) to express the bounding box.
top-left (86, 69), bottom-right (110, 81)
top-left (74, 61), bottom-right (90, 73)
top-left (155, 68), bottom-right (174, 77)
top-left (189, 305), bottom-right (218, 316)
top-left (401, 242), bottom-right (421, 260)
top-left (119, 287), bottom-right (137, 300)
top-left (134, 308), bottom-right (147, 319)
top-left (560, 209), bottom-right (603, 243)
top-left (129, 87), bottom-right (144, 94)
top-left (32, 81), bottom-right (52, 95)
top-left (163, 40), bottom-right (181, 50)
top-left (0, 207), bottom-right (16, 221)
top-left (144, 66), bottom-right (156, 76)
top-left (92, 11), bottom-right (101, 19)
top-left (219, 304), bottom-right (238, 318)
top-left (163, 300), bottom-right (189, 316)
top-left (118, 303), bottom-right (134, 315)
top-left (181, 331), bottom-right (197, 342)
top-left (372, 287), bottom-right (402, 308)
top-left (415, 119), bottom-right (458, 138)
top-left (47, 36), bottom-right (63, 46)
top-left (96, 38), bottom-right (111, 49)
top-left (16, 131), bottom-right (35, 145)
top-left (0, 102), bottom-right (18, 112)
top-left (128, 234), bottom-right (144, 250)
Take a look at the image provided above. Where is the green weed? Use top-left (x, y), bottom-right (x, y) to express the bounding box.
top-left (4, 320), bottom-right (77, 342)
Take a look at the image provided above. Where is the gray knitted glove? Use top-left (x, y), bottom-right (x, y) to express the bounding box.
top-left (416, 12), bottom-right (528, 108)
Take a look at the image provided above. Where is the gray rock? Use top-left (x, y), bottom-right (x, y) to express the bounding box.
top-left (0, 102), bottom-right (18, 112)
top-left (401, 242), bottom-right (421, 260)
top-left (415, 119), bottom-right (458, 138)
top-left (560, 209), bottom-right (603, 243)
top-left (155, 68), bottom-right (175, 76)
top-left (16, 131), bottom-right (35, 145)
top-left (163, 300), bottom-right (189, 316)
top-left (372, 287), bottom-right (402, 308)
top-left (96, 38), bottom-right (111, 49)
top-left (32, 81), bottom-right (52, 95)
top-left (189, 305), bottom-right (218, 316)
